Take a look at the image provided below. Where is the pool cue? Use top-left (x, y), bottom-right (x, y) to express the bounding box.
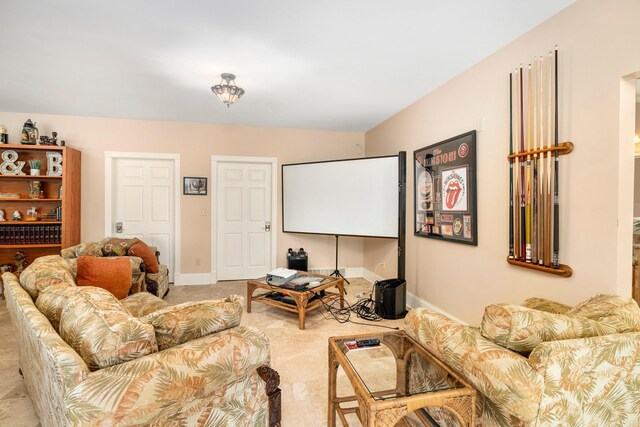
top-left (525, 64), bottom-right (532, 263)
top-left (534, 56), bottom-right (544, 265)
top-left (544, 51), bottom-right (553, 267)
top-left (514, 68), bottom-right (521, 260)
top-left (538, 56), bottom-right (547, 265)
top-left (519, 65), bottom-right (526, 260)
top-left (509, 72), bottom-right (514, 259)
top-left (531, 58), bottom-right (538, 264)
top-left (552, 46), bottom-right (560, 269)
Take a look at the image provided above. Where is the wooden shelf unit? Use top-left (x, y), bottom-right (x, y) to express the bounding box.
top-left (0, 198), bottom-right (62, 202)
top-left (0, 175), bottom-right (62, 180)
top-left (0, 221), bottom-right (62, 225)
top-left (0, 144), bottom-right (81, 265)
top-left (0, 244), bottom-right (62, 249)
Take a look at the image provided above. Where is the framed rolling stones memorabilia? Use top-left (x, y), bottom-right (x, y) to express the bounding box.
top-left (414, 130), bottom-right (477, 245)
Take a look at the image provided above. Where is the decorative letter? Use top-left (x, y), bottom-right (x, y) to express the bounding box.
top-left (46, 152), bottom-right (63, 176)
top-left (0, 150), bottom-right (26, 175)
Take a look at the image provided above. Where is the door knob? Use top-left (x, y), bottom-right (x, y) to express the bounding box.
top-left (115, 222), bottom-right (123, 233)
top-left (264, 221), bottom-right (271, 232)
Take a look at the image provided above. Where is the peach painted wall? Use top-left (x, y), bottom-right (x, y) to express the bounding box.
top-left (0, 112), bottom-right (365, 278)
top-left (364, 0), bottom-right (640, 323)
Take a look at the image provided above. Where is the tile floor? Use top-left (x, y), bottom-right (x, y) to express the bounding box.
top-left (0, 278), bottom-right (408, 427)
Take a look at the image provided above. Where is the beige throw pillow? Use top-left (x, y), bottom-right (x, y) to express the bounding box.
top-left (19, 255), bottom-right (76, 300)
top-left (480, 303), bottom-right (615, 353)
top-left (141, 295), bottom-right (243, 350)
top-left (59, 286), bottom-right (157, 370)
top-left (35, 283), bottom-right (78, 331)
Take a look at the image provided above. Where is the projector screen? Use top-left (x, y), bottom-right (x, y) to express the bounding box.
top-left (282, 156), bottom-right (399, 238)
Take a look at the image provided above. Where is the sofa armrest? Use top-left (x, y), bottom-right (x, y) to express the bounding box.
top-left (148, 246), bottom-right (161, 263)
top-left (64, 326), bottom-right (271, 425)
top-left (528, 332), bottom-right (640, 425)
top-left (405, 308), bottom-right (544, 422)
top-left (4, 275), bottom-right (89, 426)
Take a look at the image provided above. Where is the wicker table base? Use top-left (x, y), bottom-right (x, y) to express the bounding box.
top-left (247, 272), bottom-right (344, 330)
top-left (328, 331), bottom-right (476, 427)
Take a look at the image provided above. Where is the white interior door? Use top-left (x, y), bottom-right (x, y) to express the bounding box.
top-left (217, 161), bottom-right (272, 280)
top-left (112, 158), bottom-right (175, 282)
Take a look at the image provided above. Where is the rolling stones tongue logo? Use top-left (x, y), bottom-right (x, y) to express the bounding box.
top-left (445, 181), bottom-right (462, 209)
top-left (442, 168), bottom-right (467, 211)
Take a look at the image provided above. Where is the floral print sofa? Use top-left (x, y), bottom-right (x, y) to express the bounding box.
top-left (61, 238), bottom-right (170, 298)
top-left (4, 255), bottom-right (281, 426)
top-left (405, 295), bottom-right (640, 426)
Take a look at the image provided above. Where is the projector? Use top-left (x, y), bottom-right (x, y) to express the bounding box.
top-left (266, 268), bottom-right (298, 286)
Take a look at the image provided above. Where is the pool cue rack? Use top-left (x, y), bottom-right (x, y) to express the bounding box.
top-left (506, 142), bottom-right (573, 277)
top-left (507, 47), bottom-right (573, 278)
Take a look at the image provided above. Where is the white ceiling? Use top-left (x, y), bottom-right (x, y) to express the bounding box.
top-left (0, 1), bottom-right (573, 132)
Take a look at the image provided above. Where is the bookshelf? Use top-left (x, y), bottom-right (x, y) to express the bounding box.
top-left (0, 144), bottom-right (81, 265)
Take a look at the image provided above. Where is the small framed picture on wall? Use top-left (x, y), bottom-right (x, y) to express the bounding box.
top-left (183, 177), bottom-right (207, 195)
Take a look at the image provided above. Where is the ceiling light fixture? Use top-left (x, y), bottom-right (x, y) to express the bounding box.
top-left (211, 73), bottom-right (245, 107)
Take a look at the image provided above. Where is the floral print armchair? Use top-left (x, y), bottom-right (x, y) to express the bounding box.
top-left (61, 238), bottom-right (169, 298)
top-left (405, 295), bottom-right (640, 426)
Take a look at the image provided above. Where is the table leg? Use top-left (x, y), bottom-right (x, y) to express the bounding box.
top-left (246, 282), bottom-right (256, 313)
top-left (338, 279), bottom-right (345, 308)
top-left (327, 342), bottom-right (339, 427)
top-left (292, 292), bottom-right (310, 330)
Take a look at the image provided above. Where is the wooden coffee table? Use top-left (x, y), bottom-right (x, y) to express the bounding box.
top-left (246, 271), bottom-right (344, 330)
top-left (328, 331), bottom-right (476, 426)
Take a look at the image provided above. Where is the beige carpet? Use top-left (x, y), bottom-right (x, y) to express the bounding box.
top-left (0, 278), bottom-right (409, 426)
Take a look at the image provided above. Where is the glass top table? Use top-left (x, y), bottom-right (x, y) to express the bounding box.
top-left (328, 331), bottom-right (476, 426)
top-left (247, 271), bottom-right (344, 330)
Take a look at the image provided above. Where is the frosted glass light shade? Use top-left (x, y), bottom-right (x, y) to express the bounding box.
top-left (211, 73), bottom-right (245, 107)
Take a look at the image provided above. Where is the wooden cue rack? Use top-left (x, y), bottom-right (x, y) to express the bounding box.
top-left (506, 141), bottom-right (573, 277)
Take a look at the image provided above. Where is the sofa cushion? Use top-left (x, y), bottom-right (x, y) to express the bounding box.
top-left (480, 304), bottom-right (617, 353)
top-left (35, 283), bottom-right (78, 331)
top-left (59, 287), bottom-right (157, 370)
top-left (19, 255), bottom-right (76, 300)
top-left (141, 295), bottom-right (243, 350)
top-left (101, 237), bottom-right (138, 257)
top-left (60, 242), bottom-right (103, 259)
top-left (522, 297), bottom-right (572, 314)
top-left (120, 292), bottom-right (169, 317)
top-left (128, 240), bottom-right (159, 273)
top-left (76, 256), bottom-right (132, 299)
top-left (568, 294), bottom-right (640, 319)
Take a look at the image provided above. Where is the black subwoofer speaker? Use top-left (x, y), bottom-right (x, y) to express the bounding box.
top-left (286, 248), bottom-right (308, 271)
top-left (374, 279), bottom-right (407, 319)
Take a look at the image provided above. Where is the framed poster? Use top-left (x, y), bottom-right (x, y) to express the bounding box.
top-left (414, 130), bottom-right (477, 245)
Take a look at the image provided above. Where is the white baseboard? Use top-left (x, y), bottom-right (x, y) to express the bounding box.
top-left (358, 268), bottom-right (384, 284)
top-left (405, 291), bottom-right (468, 325)
top-left (174, 266), bottom-right (464, 324)
top-left (308, 266), bottom-right (383, 282)
top-left (174, 273), bottom-right (213, 286)
top-left (358, 267), bottom-right (467, 325)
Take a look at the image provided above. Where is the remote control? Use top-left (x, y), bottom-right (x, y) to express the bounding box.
top-left (356, 339), bottom-right (380, 347)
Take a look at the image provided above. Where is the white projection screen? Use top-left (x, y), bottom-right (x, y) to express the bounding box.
top-left (282, 156), bottom-right (399, 238)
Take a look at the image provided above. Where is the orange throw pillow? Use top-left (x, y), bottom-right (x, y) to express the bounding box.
top-left (128, 240), bottom-right (160, 273)
top-left (76, 256), bottom-right (132, 299)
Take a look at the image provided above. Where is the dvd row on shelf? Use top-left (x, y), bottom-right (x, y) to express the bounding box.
top-left (0, 224), bottom-right (62, 245)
